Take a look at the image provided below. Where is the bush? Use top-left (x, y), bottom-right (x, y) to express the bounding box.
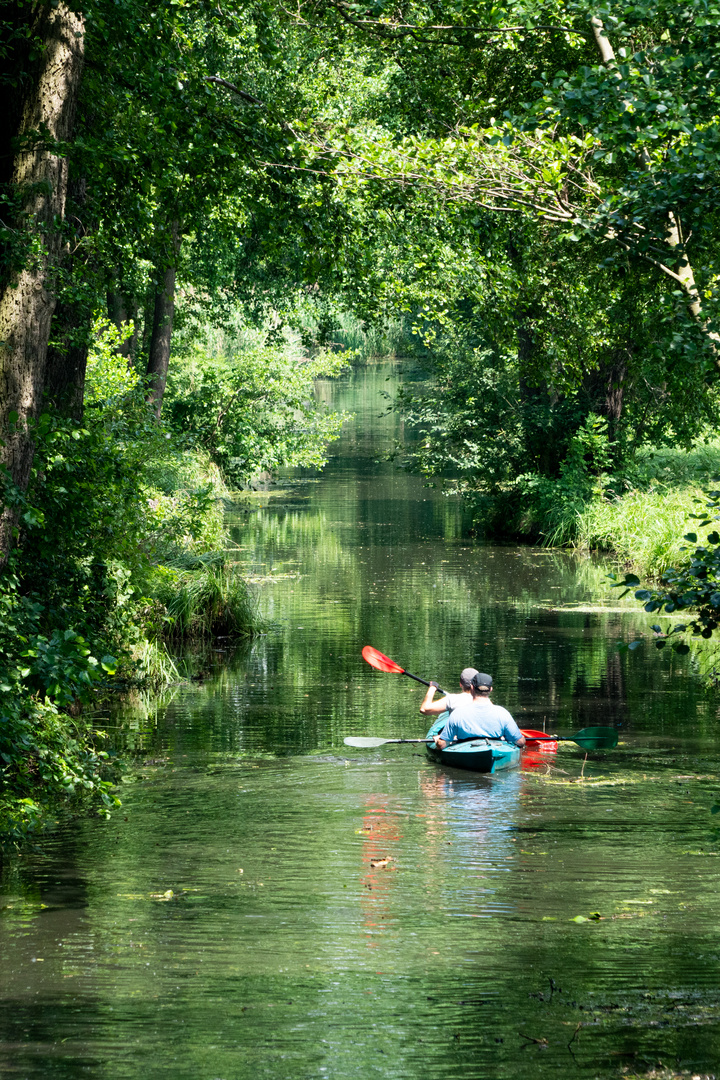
top-left (0, 326), bottom-right (263, 839)
top-left (163, 343), bottom-right (349, 485)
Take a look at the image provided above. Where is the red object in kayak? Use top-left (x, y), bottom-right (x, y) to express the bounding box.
top-left (520, 728), bottom-right (559, 753)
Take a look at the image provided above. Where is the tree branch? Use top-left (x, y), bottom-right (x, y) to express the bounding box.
top-left (203, 76), bottom-right (265, 107)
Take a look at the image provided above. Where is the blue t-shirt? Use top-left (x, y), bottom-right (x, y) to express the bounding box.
top-left (439, 700), bottom-right (523, 746)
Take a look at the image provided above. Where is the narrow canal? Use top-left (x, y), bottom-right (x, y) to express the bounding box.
top-left (2, 360), bottom-right (720, 1079)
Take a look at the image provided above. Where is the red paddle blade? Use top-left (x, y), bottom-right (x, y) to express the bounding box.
top-left (362, 645), bottom-right (405, 674)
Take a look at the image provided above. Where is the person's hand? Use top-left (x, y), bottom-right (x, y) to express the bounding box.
top-left (429, 681), bottom-right (438, 689)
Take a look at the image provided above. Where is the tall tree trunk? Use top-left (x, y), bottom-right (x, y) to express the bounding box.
top-left (44, 301), bottom-right (91, 421)
top-left (0, 3), bottom-right (85, 558)
top-left (44, 173), bottom-right (92, 421)
top-left (145, 221), bottom-right (180, 420)
top-left (605, 354), bottom-right (626, 428)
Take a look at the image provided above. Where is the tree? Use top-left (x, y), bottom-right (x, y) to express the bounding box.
top-left (306, 1), bottom-right (720, 358)
top-left (0, 2), bottom-right (85, 557)
top-left (273, 0), bottom-right (720, 524)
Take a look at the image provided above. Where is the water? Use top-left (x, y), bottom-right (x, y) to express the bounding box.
top-left (3, 360), bottom-right (720, 1079)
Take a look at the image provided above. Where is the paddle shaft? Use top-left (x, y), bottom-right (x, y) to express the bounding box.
top-left (401, 670), bottom-right (449, 697)
top-left (343, 736), bottom-right (430, 747)
top-left (384, 738), bottom-right (428, 744)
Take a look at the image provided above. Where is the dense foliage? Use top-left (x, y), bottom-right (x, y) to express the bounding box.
top-left (165, 345), bottom-right (348, 484)
top-left (322, 0), bottom-right (720, 537)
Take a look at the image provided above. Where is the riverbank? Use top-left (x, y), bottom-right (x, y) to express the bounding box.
top-left (569, 442), bottom-right (720, 577)
top-left (0, 441), bottom-right (259, 845)
top-left (0, 332), bottom-right (255, 843)
top-left (466, 441), bottom-right (720, 579)
top-left (0, 308), bottom-right (356, 843)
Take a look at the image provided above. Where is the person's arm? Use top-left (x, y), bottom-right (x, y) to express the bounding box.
top-left (501, 712), bottom-right (526, 747)
top-left (431, 714), bottom-right (455, 748)
top-left (419, 682), bottom-right (450, 716)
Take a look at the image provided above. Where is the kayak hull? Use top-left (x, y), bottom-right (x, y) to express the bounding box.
top-left (425, 738), bottom-right (521, 773)
top-left (424, 717), bottom-right (521, 774)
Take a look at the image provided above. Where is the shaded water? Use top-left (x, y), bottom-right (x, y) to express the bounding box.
top-left (3, 361), bottom-right (720, 1079)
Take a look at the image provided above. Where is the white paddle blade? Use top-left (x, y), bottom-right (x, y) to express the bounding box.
top-left (343, 736), bottom-right (390, 748)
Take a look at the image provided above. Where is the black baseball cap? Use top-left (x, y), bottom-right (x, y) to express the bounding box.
top-left (471, 672), bottom-right (493, 690)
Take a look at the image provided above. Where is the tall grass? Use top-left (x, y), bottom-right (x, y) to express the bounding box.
top-left (333, 312), bottom-right (411, 358)
top-left (152, 558), bottom-right (260, 641)
top-left (573, 486), bottom-right (703, 576)
top-left (536, 441), bottom-right (720, 575)
top-left (631, 441), bottom-right (720, 488)
top-left (130, 637), bottom-right (180, 684)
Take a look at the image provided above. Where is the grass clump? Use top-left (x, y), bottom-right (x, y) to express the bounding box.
top-left (151, 557), bottom-right (260, 641)
top-left (520, 439), bottom-right (720, 579)
top-left (573, 486), bottom-right (703, 577)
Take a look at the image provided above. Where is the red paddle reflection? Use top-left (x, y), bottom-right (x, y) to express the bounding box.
top-left (359, 796), bottom-right (401, 949)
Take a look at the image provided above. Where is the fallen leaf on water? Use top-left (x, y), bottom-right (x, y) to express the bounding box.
top-left (370, 858), bottom-right (392, 869)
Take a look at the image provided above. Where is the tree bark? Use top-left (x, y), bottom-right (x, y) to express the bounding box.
top-left (0, 3), bottom-right (85, 557)
top-left (44, 301), bottom-right (91, 421)
top-left (145, 221), bottom-right (180, 419)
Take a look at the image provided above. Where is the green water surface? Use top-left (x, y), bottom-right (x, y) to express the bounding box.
top-left (2, 361), bottom-right (720, 1079)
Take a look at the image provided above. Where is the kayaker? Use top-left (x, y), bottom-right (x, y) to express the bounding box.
top-left (419, 670), bottom-right (525, 749)
top-left (420, 666), bottom-right (477, 717)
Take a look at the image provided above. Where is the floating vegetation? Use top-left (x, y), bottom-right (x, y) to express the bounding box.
top-left (525, 771), bottom-right (661, 787)
top-left (244, 572), bottom-right (301, 584)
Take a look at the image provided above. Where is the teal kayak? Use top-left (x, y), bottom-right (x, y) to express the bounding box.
top-left (424, 716), bottom-right (521, 774)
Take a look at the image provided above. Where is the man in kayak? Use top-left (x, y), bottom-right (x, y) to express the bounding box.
top-left (419, 670), bottom-right (526, 749)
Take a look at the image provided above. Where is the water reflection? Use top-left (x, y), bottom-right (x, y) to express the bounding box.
top-left (2, 360), bottom-right (720, 1078)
